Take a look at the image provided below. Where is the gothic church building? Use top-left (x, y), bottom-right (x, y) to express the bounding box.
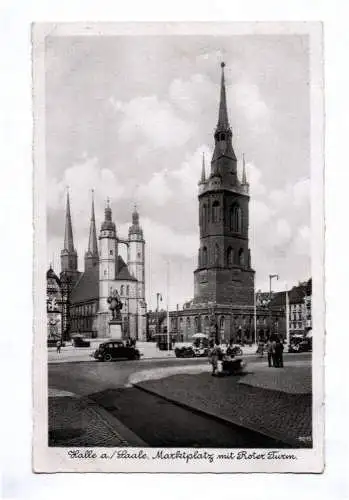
top-left (59, 192), bottom-right (146, 341)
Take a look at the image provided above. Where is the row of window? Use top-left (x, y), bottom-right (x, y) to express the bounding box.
top-left (71, 303), bottom-right (97, 317)
top-left (200, 245), bottom-right (245, 267)
top-left (290, 322), bottom-right (303, 330)
top-left (201, 202), bottom-right (243, 232)
top-left (171, 315), bottom-right (261, 332)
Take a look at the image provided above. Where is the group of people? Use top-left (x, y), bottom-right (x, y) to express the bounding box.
top-left (265, 336), bottom-right (284, 368)
top-left (208, 340), bottom-right (238, 376)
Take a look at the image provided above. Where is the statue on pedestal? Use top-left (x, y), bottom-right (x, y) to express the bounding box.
top-left (107, 288), bottom-right (123, 322)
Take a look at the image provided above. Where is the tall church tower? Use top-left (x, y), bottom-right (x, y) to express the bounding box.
top-left (60, 191), bottom-right (80, 340)
top-left (128, 206), bottom-right (145, 303)
top-left (193, 62), bottom-right (255, 306)
top-left (98, 199), bottom-right (118, 337)
top-left (84, 190), bottom-right (99, 271)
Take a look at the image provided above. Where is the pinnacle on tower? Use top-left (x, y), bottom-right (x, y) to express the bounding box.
top-left (63, 189), bottom-right (75, 252)
top-left (242, 153), bottom-right (248, 184)
top-left (216, 62), bottom-right (230, 132)
top-left (200, 153), bottom-right (206, 183)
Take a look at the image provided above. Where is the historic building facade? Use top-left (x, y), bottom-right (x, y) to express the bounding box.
top-left (58, 192), bottom-right (147, 340)
top-left (46, 266), bottom-right (63, 342)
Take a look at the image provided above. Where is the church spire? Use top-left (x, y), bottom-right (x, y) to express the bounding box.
top-left (61, 188), bottom-right (78, 273)
top-left (88, 190), bottom-right (98, 255)
top-left (85, 190), bottom-right (99, 270)
top-left (216, 62), bottom-right (230, 131)
top-left (64, 189), bottom-right (75, 252)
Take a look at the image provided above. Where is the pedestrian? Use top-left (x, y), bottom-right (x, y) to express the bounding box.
top-left (266, 338), bottom-right (273, 367)
top-left (56, 339), bottom-right (61, 354)
top-left (209, 341), bottom-right (219, 376)
top-left (274, 337), bottom-right (284, 368)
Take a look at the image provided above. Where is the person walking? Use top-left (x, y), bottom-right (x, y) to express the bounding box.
top-left (274, 337), bottom-right (284, 368)
top-left (56, 339), bottom-right (62, 354)
top-left (266, 338), bottom-right (273, 367)
top-left (209, 341), bottom-right (219, 376)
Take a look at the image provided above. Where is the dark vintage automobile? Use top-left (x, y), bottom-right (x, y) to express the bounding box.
top-left (174, 343), bottom-right (209, 358)
top-left (72, 335), bottom-right (91, 348)
top-left (288, 335), bottom-right (312, 353)
top-left (93, 340), bottom-right (141, 361)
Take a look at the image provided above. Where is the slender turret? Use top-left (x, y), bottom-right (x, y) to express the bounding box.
top-left (84, 190), bottom-right (99, 270)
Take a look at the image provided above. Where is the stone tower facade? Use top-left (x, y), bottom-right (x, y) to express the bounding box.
top-left (97, 200), bottom-right (119, 337)
top-left (128, 207), bottom-right (145, 303)
top-left (193, 62), bottom-right (255, 307)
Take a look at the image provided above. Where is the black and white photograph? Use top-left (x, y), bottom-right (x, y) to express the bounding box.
top-left (32, 22), bottom-right (324, 473)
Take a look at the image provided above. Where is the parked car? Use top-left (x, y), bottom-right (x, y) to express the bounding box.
top-left (175, 344), bottom-right (195, 358)
top-left (93, 340), bottom-right (141, 361)
top-left (72, 335), bottom-right (91, 348)
top-left (288, 336), bottom-right (312, 353)
top-left (47, 339), bottom-right (65, 348)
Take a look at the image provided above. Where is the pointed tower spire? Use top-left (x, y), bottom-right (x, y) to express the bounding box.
top-left (211, 62), bottom-right (237, 175)
top-left (61, 188), bottom-right (78, 273)
top-left (64, 189), bottom-right (75, 252)
top-left (217, 62), bottom-right (230, 131)
top-left (242, 153), bottom-right (247, 184)
top-left (85, 190), bottom-right (99, 271)
top-left (200, 153), bottom-right (206, 184)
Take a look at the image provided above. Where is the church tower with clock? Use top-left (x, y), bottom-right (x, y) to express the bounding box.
top-left (193, 62), bottom-right (255, 307)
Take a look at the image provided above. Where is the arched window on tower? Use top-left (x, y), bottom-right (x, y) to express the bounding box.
top-left (219, 316), bottom-right (225, 332)
top-left (120, 285), bottom-right (124, 296)
top-left (230, 204), bottom-right (242, 233)
top-left (202, 247), bottom-right (207, 267)
top-left (212, 201), bottom-right (220, 223)
top-left (238, 248), bottom-right (245, 266)
top-left (204, 316), bottom-right (210, 335)
top-left (203, 204), bottom-right (207, 228)
top-left (214, 243), bottom-right (220, 265)
top-left (126, 285), bottom-right (129, 296)
top-left (227, 247), bottom-right (234, 267)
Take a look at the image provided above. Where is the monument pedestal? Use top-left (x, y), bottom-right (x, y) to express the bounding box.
top-left (109, 321), bottom-right (123, 340)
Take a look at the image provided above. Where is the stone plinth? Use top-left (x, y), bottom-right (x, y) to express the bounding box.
top-left (109, 321), bottom-right (123, 339)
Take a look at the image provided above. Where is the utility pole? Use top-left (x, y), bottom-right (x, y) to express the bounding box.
top-left (166, 260), bottom-right (170, 350)
top-left (285, 283), bottom-right (290, 347)
top-left (156, 292), bottom-right (162, 341)
top-left (269, 274), bottom-right (279, 336)
top-left (254, 289), bottom-right (257, 345)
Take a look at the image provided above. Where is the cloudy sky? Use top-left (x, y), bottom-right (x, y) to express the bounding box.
top-left (46, 34), bottom-right (310, 310)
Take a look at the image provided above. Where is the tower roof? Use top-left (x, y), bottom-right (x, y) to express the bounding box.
top-left (129, 205), bottom-right (143, 238)
top-left (100, 198), bottom-right (116, 233)
top-left (87, 190), bottom-right (98, 256)
top-left (216, 62), bottom-right (230, 132)
top-left (63, 191), bottom-right (75, 252)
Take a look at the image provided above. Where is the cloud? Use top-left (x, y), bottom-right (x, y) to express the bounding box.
top-left (136, 170), bottom-right (173, 207)
top-left (47, 157), bottom-right (125, 216)
top-left (110, 95), bottom-right (193, 149)
top-left (228, 82), bottom-right (270, 128)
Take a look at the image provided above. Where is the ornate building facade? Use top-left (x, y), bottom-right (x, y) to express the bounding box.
top-left (46, 266), bottom-right (63, 342)
top-left (58, 192), bottom-right (147, 340)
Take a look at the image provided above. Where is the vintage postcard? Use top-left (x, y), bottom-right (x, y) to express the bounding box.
top-left (32, 22), bottom-right (324, 473)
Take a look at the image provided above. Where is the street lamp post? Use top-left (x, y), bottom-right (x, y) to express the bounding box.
top-left (269, 274), bottom-right (279, 336)
top-left (156, 292), bottom-right (162, 341)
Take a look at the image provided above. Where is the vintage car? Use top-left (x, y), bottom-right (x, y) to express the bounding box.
top-left (93, 340), bottom-right (141, 361)
top-left (288, 335), bottom-right (312, 353)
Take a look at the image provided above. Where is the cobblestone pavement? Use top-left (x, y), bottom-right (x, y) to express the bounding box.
top-left (134, 364), bottom-right (312, 448)
top-left (48, 389), bottom-right (146, 447)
